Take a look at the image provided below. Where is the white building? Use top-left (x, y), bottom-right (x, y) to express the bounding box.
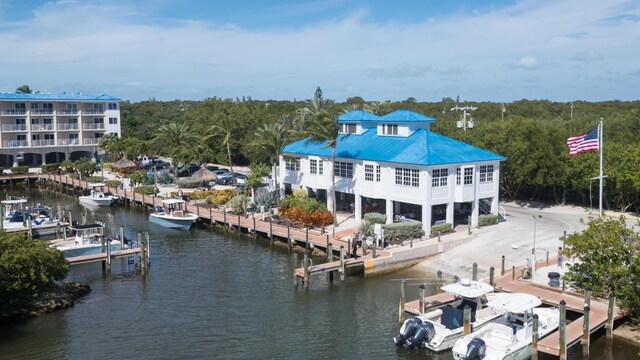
top-left (279, 110), bottom-right (506, 235)
top-left (0, 92), bottom-right (121, 167)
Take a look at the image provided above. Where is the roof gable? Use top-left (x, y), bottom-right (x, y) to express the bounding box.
top-left (381, 109), bottom-right (435, 123)
top-left (0, 92), bottom-right (120, 101)
top-left (337, 110), bottom-right (381, 123)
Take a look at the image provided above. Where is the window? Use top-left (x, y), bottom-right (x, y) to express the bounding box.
top-left (68, 118), bottom-right (78, 124)
top-left (285, 157), bottom-right (300, 171)
top-left (67, 103), bottom-right (77, 112)
top-left (43, 118), bottom-right (52, 124)
top-left (32, 134), bottom-right (40, 140)
top-left (456, 168), bottom-right (461, 185)
top-left (31, 118), bottom-right (39, 125)
top-left (108, 103), bottom-right (118, 110)
top-left (365, 164), bottom-right (374, 181)
top-left (92, 103), bottom-right (104, 112)
top-left (310, 159), bottom-right (323, 175)
top-left (17, 134), bottom-right (26, 141)
top-left (334, 162), bottom-right (353, 178)
top-left (14, 103), bottom-right (25, 110)
top-left (30, 103), bottom-right (38, 109)
top-left (95, 133), bottom-right (103, 138)
top-left (340, 123), bottom-right (356, 133)
top-left (464, 167), bottom-right (473, 185)
top-left (479, 165), bottom-right (494, 183)
top-left (93, 118), bottom-right (104, 124)
top-left (69, 133), bottom-right (79, 139)
top-left (395, 168), bottom-right (419, 187)
top-left (383, 124), bottom-right (398, 135)
top-left (109, 117), bottom-right (118, 124)
top-left (43, 103), bottom-right (53, 111)
top-left (376, 165), bottom-right (380, 182)
top-left (15, 118), bottom-right (25, 125)
top-left (44, 134), bottom-right (54, 140)
top-left (432, 168), bottom-right (448, 187)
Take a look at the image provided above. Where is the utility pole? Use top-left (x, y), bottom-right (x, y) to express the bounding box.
top-left (451, 106), bottom-right (478, 131)
top-left (570, 102), bottom-right (574, 119)
top-left (501, 103), bottom-right (506, 121)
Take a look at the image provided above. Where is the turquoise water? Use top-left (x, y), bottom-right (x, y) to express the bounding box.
top-left (0, 186), bottom-right (638, 359)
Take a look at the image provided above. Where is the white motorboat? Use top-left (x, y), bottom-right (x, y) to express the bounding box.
top-left (394, 279), bottom-right (507, 352)
top-left (2, 198), bottom-right (28, 219)
top-left (51, 222), bottom-right (125, 258)
top-left (451, 293), bottom-right (560, 360)
top-left (2, 207), bottom-right (64, 236)
top-left (78, 183), bottom-right (119, 207)
top-left (149, 199), bottom-right (198, 229)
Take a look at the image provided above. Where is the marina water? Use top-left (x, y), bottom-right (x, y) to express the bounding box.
top-left (0, 186), bottom-right (638, 359)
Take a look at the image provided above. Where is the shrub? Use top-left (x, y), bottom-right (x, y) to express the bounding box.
top-left (187, 190), bottom-right (217, 200)
top-left (68, 173), bottom-right (79, 179)
top-left (431, 223), bottom-right (453, 235)
top-left (206, 189), bottom-right (238, 206)
top-left (85, 176), bottom-right (103, 183)
top-left (134, 185), bottom-right (156, 195)
top-left (254, 190), bottom-right (279, 210)
top-left (478, 214), bottom-right (498, 226)
top-left (175, 178), bottom-right (206, 189)
top-left (60, 159), bottom-right (75, 173)
top-left (128, 170), bottom-right (147, 188)
top-left (225, 194), bottom-right (249, 214)
top-left (363, 212), bottom-right (386, 224)
top-left (101, 162), bottom-right (113, 170)
top-left (154, 171), bottom-right (173, 185)
top-left (41, 163), bottom-right (60, 173)
top-left (10, 166), bottom-right (29, 174)
top-left (383, 222), bottom-right (424, 242)
top-left (105, 180), bottom-right (121, 188)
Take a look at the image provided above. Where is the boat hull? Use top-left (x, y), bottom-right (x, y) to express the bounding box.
top-left (57, 243), bottom-right (123, 258)
top-left (149, 213), bottom-right (197, 229)
top-left (79, 196), bottom-right (116, 207)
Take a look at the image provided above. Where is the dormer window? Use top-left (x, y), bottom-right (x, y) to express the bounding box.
top-left (340, 123), bottom-right (356, 134)
top-left (382, 124), bottom-right (398, 135)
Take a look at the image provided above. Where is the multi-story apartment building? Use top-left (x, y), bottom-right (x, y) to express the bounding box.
top-left (0, 92), bottom-right (121, 167)
top-left (280, 109), bottom-right (506, 235)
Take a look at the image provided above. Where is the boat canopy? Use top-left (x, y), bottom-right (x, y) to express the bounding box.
top-left (72, 223), bottom-right (105, 231)
top-left (486, 293), bottom-right (542, 313)
top-left (440, 279), bottom-right (494, 298)
top-left (88, 182), bottom-right (106, 187)
top-left (162, 199), bottom-right (186, 205)
top-left (1, 199), bottom-right (28, 205)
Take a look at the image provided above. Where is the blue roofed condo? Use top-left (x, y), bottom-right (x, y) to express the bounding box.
top-left (279, 109), bottom-right (506, 235)
top-left (0, 92), bottom-right (121, 167)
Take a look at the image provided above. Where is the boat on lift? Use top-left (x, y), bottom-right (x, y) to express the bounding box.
top-left (2, 207), bottom-right (64, 236)
top-left (50, 222), bottom-right (127, 258)
top-left (2, 197), bottom-right (28, 219)
top-left (148, 199), bottom-right (198, 229)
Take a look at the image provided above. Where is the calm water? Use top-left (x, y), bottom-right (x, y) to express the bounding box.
top-left (0, 186), bottom-right (638, 359)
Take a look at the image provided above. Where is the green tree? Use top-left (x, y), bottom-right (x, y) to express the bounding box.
top-left (16, 85), bottom-right (32, 94)
top-left (249, 122), bottom-right (290, 192)
top-left (153, 122), bottom-right (198, 176)
top-left (208, 116), bottom-right (236, 176)
top-left (129, 170), bottom-right (147, 188)
top-left (0, 232), bottom-right (68, 307)
top-left (564, 216), bottom-right (640, 323)
top-left (74, 158), bottom-right (97, 179)
top-left (245, 163), bottom-right (270, 200)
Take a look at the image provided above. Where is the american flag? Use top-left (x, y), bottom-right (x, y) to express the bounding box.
top-left (567, 126), bottom-right (599, 156)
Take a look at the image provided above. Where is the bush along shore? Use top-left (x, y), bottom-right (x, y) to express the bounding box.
top-left (0, 281), bottom-right (91, 323)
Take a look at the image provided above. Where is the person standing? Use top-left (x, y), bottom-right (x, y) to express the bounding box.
top-left (557, 247), bottom-right (563, 268)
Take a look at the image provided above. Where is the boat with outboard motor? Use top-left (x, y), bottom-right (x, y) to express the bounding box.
top-left (78, 183), bottom-right (119, 207)
top-left (451, 293), bottom-right (559, 360)
top-left (149, 199), bottom-right (198, 229)
top-left (50, 222), bottom-right (128, 258)
top-left (2, 198), bottom-right (28, 220)
top-left (394, 278), bottom-right (509, 352)
top-left (2, 207), bottom-right (64, 236)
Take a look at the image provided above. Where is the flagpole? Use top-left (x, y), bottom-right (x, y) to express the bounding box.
top-left (598, 118), bottom-right (603, 217)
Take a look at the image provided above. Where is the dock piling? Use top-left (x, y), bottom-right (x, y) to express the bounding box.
top-left (223, 207), bottom-right (227, 230)
top-left (253, 215), bottom-right (256, 238)
top-left (372, 242), bottom-right (377, 259)
top-left (489, 266), bottom-right (495, 287)
top-left (399, 279), bottom-right (406, 323)
top-left (287, 224), bottom-right (291, 246)
top-left (472, 262), bottom-right (478, 281)
top-left (305, 228), bottom-right (309, 250)
top-left (532, 314), bottom-right (539, 360)
top-left (463, 305), bottom-right (471, 335)
top-left (582, 305), bottom-right (590, 357)
top-left (512, 265), bottom-right (516, 280)
top-left (119, 226), bottom-right (124, 250)
top-left (418, 284), bottom-right (425, 314)
top-left (546, 251), bottom-right (549, 265)
top-left (501, 255), bottom-right (505, 275)
top-left (269, 218), bottom-right (273, 239)
top-left (327, 242), bottom-right (333, 260)
top-left (237, 213), bottom-right (241, 233)
top-left (559, 300), bottom-right (567, 360)
top-left (339, 246), bottom-right (345, 281)
top-left (145, 232), bottom-right (151, 266)
top-left (106, 236), bottom-right (112, 271)
top-left (303, 252), bottom-right (309, 290)
top-left (584, 287), bottom-right (591, 308)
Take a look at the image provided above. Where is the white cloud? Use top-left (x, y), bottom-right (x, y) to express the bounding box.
top-left (0, 0), bottom-right (638, 102)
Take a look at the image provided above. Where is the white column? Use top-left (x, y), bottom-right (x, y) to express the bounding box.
top-left (422, 202), bottom-right (432, 236)
top-left (491, 196), bottom-right (499, 214)
top-left (12, 155), bottom-right (18, 167)
top-left (41, 153), bottom-right (46, 165)
top-left (446, 202), bottom-right (454, 225)
top-left (385, 199), bottom-right (393, 224)
top-left (355, 194), bottom-right (362, 222)
top-left (327, 191), bottom-right (335, 212)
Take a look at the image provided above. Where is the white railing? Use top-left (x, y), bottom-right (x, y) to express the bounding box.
top-left (32, 139), bottom-right (56, 147)
top-left (3, 140), bottom-right (28, 148)
top-left (58, 139), bottom-right (80, 146)
top-left (82, 109), bottom-right (104, 115)
top-left (31, 124), bottom-right (55, 131)
top-left (58, 110), bottom-right (78, 115)
top-left (57, 123), bottom-right (79, 130)
top-left (83, 123), bottom-right (105, 130)
top-left (31, 109), bottom-right (54, 115)
top-left (0, 109), bottom-right (27, 116)
top-left (83, 138), bottom-right (100, 145)
top-left (1, 124), bottom-right (27, 131)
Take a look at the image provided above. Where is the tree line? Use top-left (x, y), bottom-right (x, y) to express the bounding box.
top-left (107, 89), bottom-right (640, 213)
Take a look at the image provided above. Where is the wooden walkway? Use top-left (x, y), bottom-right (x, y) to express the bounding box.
top-left (66, 248), bottom-right (141, 265)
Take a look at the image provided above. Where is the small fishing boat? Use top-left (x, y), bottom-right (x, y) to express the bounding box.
top-left (51, 222), bottom-right (125, 258)
top-left (149, 199), bottom-right (198, 229)
top-left (78, 183), bottom-right (119, 207)
top-left (2, 207), bottom-right (64, 236)
top-left (1, 198), bottom-right (28, 219)
top-left (451, 293), bottom-right (559, 360)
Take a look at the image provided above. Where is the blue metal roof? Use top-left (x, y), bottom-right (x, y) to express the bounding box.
top-left (0, 92), bottom-right (120, 101)
top-left (381, 109), bottom-right (436, 123)
top-left (282, 128), bottom-right (505, 166)
top-left (337, 110), bottom-right (381, 122)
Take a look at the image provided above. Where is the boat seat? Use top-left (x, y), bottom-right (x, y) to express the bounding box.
top-left (174, 210), bottom-right (183, 218)
top-left (487, 327), bottom-right (514, 351)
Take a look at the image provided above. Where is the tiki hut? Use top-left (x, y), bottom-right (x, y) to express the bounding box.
top-left (190, 166), bottom-right (217, 182)
top-left (111, 158), bottom-right (136, 175)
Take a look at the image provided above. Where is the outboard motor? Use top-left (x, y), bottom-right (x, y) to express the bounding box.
top-left (406, 322), bottom-right (435, 351)
top-left (464, 338), bottom-right (486, 360)
top-left (394, 317), bottom-right (421, 347)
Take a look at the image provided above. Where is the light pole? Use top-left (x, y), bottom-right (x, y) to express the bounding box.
top-left (532, 215), bottom-right (542, 272)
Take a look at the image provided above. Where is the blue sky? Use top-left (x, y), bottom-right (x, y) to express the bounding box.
top-left (0, 0), bottom-right (638, 102)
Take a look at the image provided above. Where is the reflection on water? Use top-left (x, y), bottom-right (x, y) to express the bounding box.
top-left (0, 185), bottom-right (638, 359)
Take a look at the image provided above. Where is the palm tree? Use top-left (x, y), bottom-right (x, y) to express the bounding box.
top-left (152, 122), bottom-right (198, 176)
top-left (16, 85), bottom-right (32, 94)
top-left (365, 100), bottom-right (393, 115)
top-left (301, 111), bottom-right (349, 225)
top-left (207, 117), bottom-right (235, 176)
top-left (250, 122), bottom-right (291, 192)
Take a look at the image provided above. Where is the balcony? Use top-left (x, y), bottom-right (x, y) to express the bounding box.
top-left (58, 123), bottom-right (79, 131)
top-left (2, 124), bottom-right (27, 132)
top-left (32, 139), bottom-right (56, 147)
top-left (83, 123), bottom-right (105, 130)
top-left (3, 140), bottom-right (28, 148)
top-left (32, 124), bottom-right (55, 131)
top-left (83, 138), bottom-right (101, 145)
top-left (58, 110), bottom-right (78, 116)
top-left (82, 109), bottom-right (104, 115)
top-left (0, 109), bottom-right (27, 116)
top-left (58, 139), bottom-right (80, 146)
top-left (31, 109), bottom-right (54, 115)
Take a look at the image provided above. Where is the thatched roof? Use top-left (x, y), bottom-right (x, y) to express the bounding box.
top-left (190, 167), bottom-right (217, 181)
top-left (112, 158), bottom-right (136, 169)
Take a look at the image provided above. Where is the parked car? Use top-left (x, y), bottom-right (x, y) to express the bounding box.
top-left (205, 165), bottom-right (220, 172)
top-left (142, 158), bottom-right (169, 170)
top-left (178, 163), bottom-right (200, 177)
top-left (232, 173), bottom-right (247, 185)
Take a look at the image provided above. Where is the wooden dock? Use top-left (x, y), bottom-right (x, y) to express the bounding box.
top-left (66, 248), bottom-right (141, 265)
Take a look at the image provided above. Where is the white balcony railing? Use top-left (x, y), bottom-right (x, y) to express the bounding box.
top-left (58, 139), bottom-right (80, 146)
top-left (58, 110), bottom-right (78, 115)
top-left (57, 123), bottom-right (79, 130)
top-left (83, 123), bottom-right (105, 130)
top-left (3, 140), bottom-right (28, 148)
top-left (2, 124), bottom-right (27, 131)
top-left (0, 109), bottom-right (27, 116)
top-left (82, 109), bottom-right (104, 115)
top-left (31, 124), bottom-right (55, 131)
top-left (31, 109), bottom-right (54, 115)
top-left (83, 138), bottom-right (100, 145)
top-left (32, 139), bottom-right (56, 147)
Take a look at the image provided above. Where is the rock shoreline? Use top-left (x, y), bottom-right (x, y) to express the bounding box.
top-left (0, 281), bottom-right (91, 323)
